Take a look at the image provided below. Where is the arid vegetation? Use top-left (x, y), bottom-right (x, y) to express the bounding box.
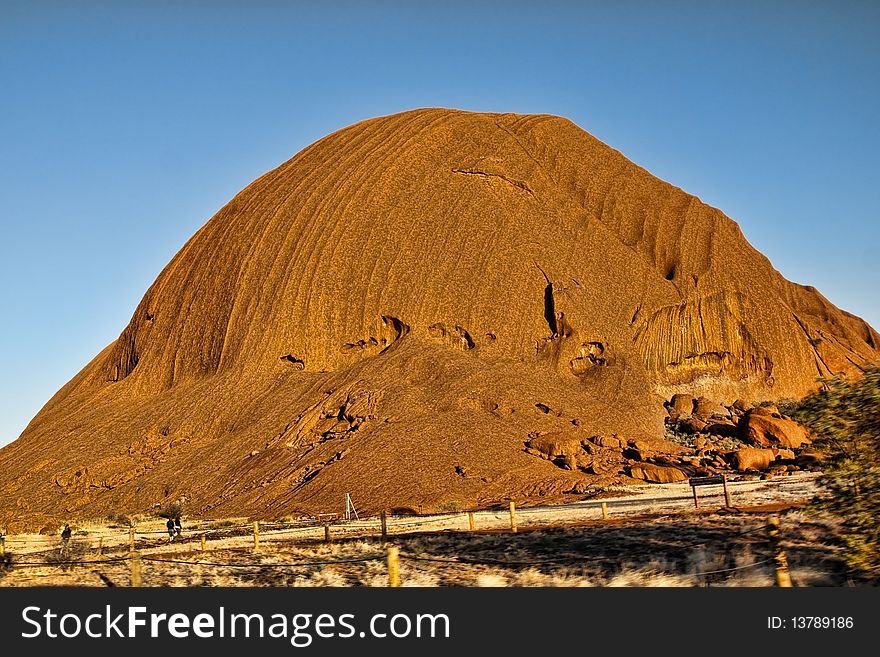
top-left (788, 367), bottom-right (880, 582)
top-left (0, 474), bottom-right (853, 587)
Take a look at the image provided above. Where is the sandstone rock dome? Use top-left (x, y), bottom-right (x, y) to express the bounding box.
top-left (2, 108), bottom-right (877, 527)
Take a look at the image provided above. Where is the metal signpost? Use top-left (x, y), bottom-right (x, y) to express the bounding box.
top-left (688, 474), bottom-right (732, 508)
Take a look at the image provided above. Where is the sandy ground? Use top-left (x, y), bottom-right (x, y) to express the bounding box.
top-left (1, 472), bottom-right (833, 587)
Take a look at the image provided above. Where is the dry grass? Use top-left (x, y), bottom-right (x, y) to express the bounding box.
top-left (0, 506), bottom-right (849, 587)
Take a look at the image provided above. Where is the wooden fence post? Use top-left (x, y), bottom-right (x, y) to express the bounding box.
top-left (468, 511), bottom-right (475, 531)
top-left (692, 485), bottom-right (700, 509)
top-left (0, 534), bottom-right (5, 557)
top-left (253, 521), bottom-right (260, 552)
top-left (387, 545), bottom-right (400, 587)
top-left (200, 534), bottom-right (206, 551)
top-left (97, 537), bottom-right (103, 556)
top-left (767, 516), bottom-right (792, 587)
top-left (324, 524), bottom-right (331, 543)
top-left (129, 527), bottom-right (135, 552)
top-left (509, 501), bottom-right (518, 533)
top-left (601, 502), bottom-right (609, 520)
top-left (722, 474), bottom-right (732, 507)
top-left (380, 511), bottom-right (388, 541)
top-left (130, 552), bottom-right (142, 588)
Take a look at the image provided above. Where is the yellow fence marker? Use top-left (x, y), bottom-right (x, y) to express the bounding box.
top-left (130, 552), bottom-right (142, 587)
top-left (768, 516), bottom-right (793, 587)
top-left (387, 545), bottom-right (400, 587)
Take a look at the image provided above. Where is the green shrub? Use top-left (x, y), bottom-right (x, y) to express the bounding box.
top-left (105, 513), bottom-right (133, 528)
top-left (46, 537), bottom-right (93, 568)
top-left (439, 500), bottom-right (462, 513)
top-left (789, 367), bottom-right (880, 582)
top-left (157, 501), bottom-right (184, 520)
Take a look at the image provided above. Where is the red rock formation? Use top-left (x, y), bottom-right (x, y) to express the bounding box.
top-left (739, 410), bottom-right (811, 448)
top-left (1, 108), bottom-right (877, 528)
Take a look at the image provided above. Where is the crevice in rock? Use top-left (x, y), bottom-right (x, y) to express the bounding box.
top-left (791, 314), bottom-right (832, 377)
top-left (340, 316), bottom-right (409, 356)
top-left (630, 304), bottom-right (642, 326)
top-left (543, 283), bottom-right (558, 337)
top-left (280, 355), bottom-right (305, 369)
top-left (535, 264), bottom-right (558, 338)
top-left (452, 168), bottom-right (535, 196)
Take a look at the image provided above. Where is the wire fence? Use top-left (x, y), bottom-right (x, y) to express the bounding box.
top-left (0, 501), bottom-right (793, 587)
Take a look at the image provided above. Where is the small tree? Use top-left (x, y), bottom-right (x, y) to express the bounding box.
top-left (158, 500), bottom-right (184, 520)
top-left (790, 367), bottom-right (880, 581)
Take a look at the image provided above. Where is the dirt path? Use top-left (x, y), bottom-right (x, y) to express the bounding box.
top-left (1, 472), bottom-right (837, 587)
top-left (1, 472), bottom-right (819, 559)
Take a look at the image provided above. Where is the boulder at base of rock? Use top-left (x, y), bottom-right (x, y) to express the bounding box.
top-left (623, 448), bottom-right (648, 461)
top-left (668, 394), bottom-right (695, 416)
top-left (628, 439), bottom-right (654, 453)
top-left (629, 463), bottom-right (688, 483)
top-left (679, 417), bottom-right (708, 434)
top-left (568, 481), bottom-right (593, 495)
top-left (693, 397), bottom-right (729, 419)
top-left (739, 411), bottom-right (811, 448)
top-left (592, 435), bottom-right (626, 450)
top-left (729, 447), bottom-right (795, 472)
top-left (750, 405), bottom-right (781, 418)
top-left (705, 419), bottom-right (738, 438)
top-left (527, 433), bottom-right (584, 458)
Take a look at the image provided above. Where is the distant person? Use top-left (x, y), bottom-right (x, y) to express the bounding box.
top-left (0, 529), bottom-right (8, 569)
top-left (166, 518), bottom-right (176, 540)
top-left (60, 524), bottom-right (72, 558)
top-left (174, 517), bottom-right (182, 537)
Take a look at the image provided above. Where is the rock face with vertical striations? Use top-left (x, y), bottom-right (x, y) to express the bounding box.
top-left (1, 108), bottom-right (877, 529)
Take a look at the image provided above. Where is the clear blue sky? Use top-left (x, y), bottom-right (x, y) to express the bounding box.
top-left (1, 1), bottom-right (878, 447)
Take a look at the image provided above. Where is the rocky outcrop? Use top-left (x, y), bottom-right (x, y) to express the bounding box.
top-left (738, 410), bottom-right (811, 448)
top-left (526, 433), bottom-right (584, 459)
top-left (693, 397), bottom-right (730, 419)
top-left (1, 108), bottom-right (877, 527)
top-left (727, 448), bottom-right (795, 472)
top-left (668, 394), bottom-right (695, 417)
top-left (629, 463), bottom-right (688, 483)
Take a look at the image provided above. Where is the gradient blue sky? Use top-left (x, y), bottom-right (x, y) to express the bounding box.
top-left (1, 1), bottom-right (878, 447)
